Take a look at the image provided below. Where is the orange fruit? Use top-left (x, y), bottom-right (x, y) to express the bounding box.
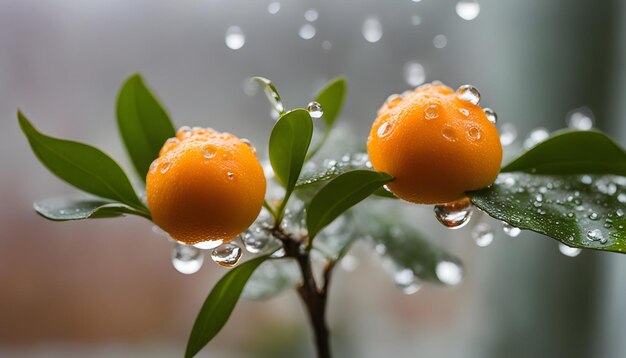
top-left (367, 83), bottom-right (502, 204)
top-left (146, 127), bottom-right (266, 245)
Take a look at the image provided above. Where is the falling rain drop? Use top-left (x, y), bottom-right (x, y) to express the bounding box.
top-left (472, 222), bottom-right (494, 247)
top-left (484, 108), bottom-right (497, 124)
top-left (523, 128), bottom-right (550, 149)
top-left (362, 17), bottom-right (383, 43)
top-left (433, 34), bottom-right (447, 48)
top-left (456, 85), bottom-right (481, 105)
top-left (225, 26), bottom-right (245, 50)
top-left (559, 243), bottom-right (582, 257)
top-left (404, 62), bottom-right (426, 87)
top-left (172, 243), bottom-right (204, 274)
top-left (499, 123), bottom-right (517, 146)
top-left (267, 2), bottom-right (281, 15)
top-left (211, 243), bottom-right (243, 268)
top-left (436, 261), bottom-right (463, 286)
top-left (304, 8), bottom-right (319, 22)
top-left (566, 107), bottom-right (594, 131)
top-left (434, 198), bottom-right (473, 229)
top-left (307, 101), bottom-right (324, 119)
top-left (299, 24), bottom-right (316, 40)
top-left (503, 222), bottom-right (521, 237)
top-left (455, 1), bottom-right (481, 21)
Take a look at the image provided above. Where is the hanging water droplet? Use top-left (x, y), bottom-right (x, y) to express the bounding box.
top-left (394, 268), bottom-right (421, 295)
top-left (304, 8), bottom-right (319, 22)
top-left (362, 17), bottom-right (383, 43)
top-left (159, 161), bottom-right (171, 174)
top-left (433, 34), bottom-right (447, 48)
top-left (191, 239), bottom-right (223, 250)
top-left (172, 243), bottom-right (204, 274)
top-left (424, 104), bottom-right (440, 119)
top-left (411, 14), bottom-right (421, 26)
top-left (559, 243), bottom-right (582, 257)
top-left (242, 228), bottom-right (270, 254)
top-left (307, 101), bottom-right (324, 119)
top-left (267, 2), bottom-right (281, 14)
top-left (472, 222), bottom-right (494, 247)
top-left (202, 145), bottom-right (217, 159)
top-left (502, 222), bottom-right (521, 237)
top-left (455, 1), bottom-right (481, 21)
top-left (484, 108), bottom-right (497, 124)
top-left (436, 261), bottom-right (463, 286)
top-left (225, 26), bottom-right (245, 50)
top-left (499, 123), bottom-right (517, 146)
top-left (566, 107), bottom-right (594, 131)
top-left (404, 62), bottom-right (426, 87)
top-left (456, 85), bottom-right (481, 105)
top-left (377, 121), bottom-right (392, 138)
top-left (467, 125), bottom-right (481, 141)
top-left (211, 243), bottom-right (243, 267)
top-left (434, 198), bottom-right (473, 229)
top-left (523, 128), bottom-right (550, 149)
top-left (299, 24), bottom-right (316, 39)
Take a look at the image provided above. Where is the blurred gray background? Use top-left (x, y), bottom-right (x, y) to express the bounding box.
top-left (1, 0), bottom-right (626, 357)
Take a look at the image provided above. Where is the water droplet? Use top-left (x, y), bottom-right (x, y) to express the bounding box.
top-left (459, 108), bottom-right (470, 116)
top-left (193, 239), bottom-right (224, 250)
top-left (523, 128), bottom-right (550, 149)
top-left (211, 243), bottom-right (243, 267)
top-left (558, 243), bottom-right (582, 257)
top-left (362, 17), bottom-right (383, 43)
top-left (472, 222), bottom-right (494, 247)
top-left (240, 138), bottom-right (256, 154)
top-left (271, 247), bottom-right (286, 258)
top-left (467, 125), bottom-right (481, 141)
top-left (172, 243), bottom-right (204, 274)
top-left (321, 40), bottom-right (332, 50)
top-left (424, 104), bottom-right (440, 119)
top-left (404, 62), bottom-right (425, 87)
top-left (394, 268), bottom-right (421, 295)
top-left (588, 212), bottom-right (599, 220)
top-left (456, 85), bottom-right (481, 105)
top-left (587, 229), bottom-right (606, 243)
top-left (225, 26), bottom-right (245, 50)
top-left (434, 198), bottom-right (473, 229)
top-left (618, 194), bottom-right (626, 204)
top-left (377, 121), bottom-right (392, 138)
top-left (202, 145), bottom-right (217, 159)
top-left (503, 222), bottom-right (521, 237)
top-left (433, 34), bottom-right (447, 48)
top-left (411, 15), bottom-right (421, 26)
top-left (304, 8), bottom-right (318, 22)
top-left (442, 127), bottom-right (456, 141)
top-left (267, 1), bottom-right (280, 14)
top-left (242, 228), bottom-right (270, 254)
top-left (499, 123), bottom-right (517, 146)
top-left (299, 24), bottom-right (316, 39)
top-left (227, 172), bottom-right (235, 180)
top-left (436, 261), bottom-right (463, 286)
top-left (177, 126), bottom-right (192, 138)
top-left (159, 161), bottom-right (171, 174)
top-left (484, 108), bottom-right (497, 124)
top-left (307, 101), bottom-right (324, 119)
top-left (455, 1), bottom-right (481, 21)
top-left (566, 107), bottom-right (594, 130)
top-left (580, 175), bottom-right (592, 185)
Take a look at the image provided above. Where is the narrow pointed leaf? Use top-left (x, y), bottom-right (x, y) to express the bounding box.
top-left (502, 130), bottom-right (626, 175)
top-left (306, 170), bottom-right (393, 240)
top-left (116, 74), bottom-right (176, 180)
top-left (18, 112), bottom-right (146, 211)
top-left (185, 255), bottom-right (269, 358)
top-left (34, 196), bottom-right (149, 221)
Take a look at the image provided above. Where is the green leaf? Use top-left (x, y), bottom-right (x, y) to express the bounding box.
top-left (269, 109), bottom-right (314, 208)
top-left (296, 153), bottom-right (370, 188)
top-left (34, 196), bottom-right (150, 221)
top-left (306, 170), bottom-right (393, 240)
top-left (18, 112), bottom-right (147, 212)
top-left (251, 76), bottom-right (285, 114)
top-left (116, 74), bottom-right (176, 180)
top-left (314, 77), bottom-right (346, 128)
top-left (502, 130), bottom-right (626, 175)
top-left (241, 259), bottom-right (300, 300)
top-left (185, 255), bottom-right (269, 358)
top-left (469, 173), bottom-right (626, 253)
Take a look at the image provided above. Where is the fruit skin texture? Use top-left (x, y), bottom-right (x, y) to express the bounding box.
top-left (367, 83), bottom-right (502, 204)
top-left (146, 127), bottom-right (266, 245)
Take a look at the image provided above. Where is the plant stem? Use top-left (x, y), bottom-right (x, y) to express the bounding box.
top-left (276, 229), bottom-right (332, 358)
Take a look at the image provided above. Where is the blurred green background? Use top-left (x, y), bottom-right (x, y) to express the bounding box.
top-left (1, 0), bottom-right (625, 357)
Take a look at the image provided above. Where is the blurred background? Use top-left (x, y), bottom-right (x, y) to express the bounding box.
top-left (1, 0), bottom-right (626, 357)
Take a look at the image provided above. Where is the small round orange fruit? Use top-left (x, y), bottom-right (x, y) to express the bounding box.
top-left (367, 83), bottom-right (502, 204)
top-left (146, 127), bottom-right (266, 245)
